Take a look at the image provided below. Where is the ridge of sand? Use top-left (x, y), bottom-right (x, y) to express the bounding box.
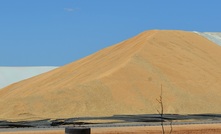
top-left (1, 30), bottom-right (221, 121)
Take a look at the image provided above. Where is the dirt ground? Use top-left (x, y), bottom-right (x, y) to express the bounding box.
top-left (1, 124), bottom-right (221, 134)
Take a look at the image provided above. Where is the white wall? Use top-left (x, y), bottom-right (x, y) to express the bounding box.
top-left (196, 32), bottom-right (221, 46)
top-left (0, 66), bottom-right (57, 89)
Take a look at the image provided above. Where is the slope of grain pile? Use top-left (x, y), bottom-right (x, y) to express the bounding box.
top-left (1, 30), bottom-right (221, 121)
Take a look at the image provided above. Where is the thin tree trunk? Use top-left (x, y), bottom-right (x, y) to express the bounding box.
top-left (169, 120), bottom-right (173, 134)
top-left (156, 84), bottom-right (165, 134)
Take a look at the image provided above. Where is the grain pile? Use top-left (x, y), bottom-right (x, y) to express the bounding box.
top-left (0, 30), bottom-right (221, 121)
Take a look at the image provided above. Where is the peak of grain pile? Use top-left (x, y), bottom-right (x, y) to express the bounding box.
top-left (1, 30), bottom-right (221, 121)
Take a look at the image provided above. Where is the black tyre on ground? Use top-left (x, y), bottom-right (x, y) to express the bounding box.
top-left (65, 127), bottom-right (91, 134)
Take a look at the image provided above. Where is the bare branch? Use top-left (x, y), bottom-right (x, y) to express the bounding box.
top-left (156, 84), bottom-right (173, 133)
top-left (169, 120), bottom-right (173, 134)
top-left (156, 84), bottom-right (165, 134)
top-left (157, 109), bottom-right (160, 114)
top-left (156, 98), bottom-right (161, 103)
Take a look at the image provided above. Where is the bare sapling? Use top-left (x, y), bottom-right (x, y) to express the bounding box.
top-left (169, 120), bottom-right (173, 134)
top-left (156, 84), bottom-right (173, 134)
top-left (156, 84), bottom-right (165, 134)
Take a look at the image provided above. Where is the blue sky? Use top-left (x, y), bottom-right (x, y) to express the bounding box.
top-left (0, 0), bottom-right (221, 66)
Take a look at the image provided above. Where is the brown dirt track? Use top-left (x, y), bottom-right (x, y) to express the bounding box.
top-left (1, 124), bottom-right (221, 134)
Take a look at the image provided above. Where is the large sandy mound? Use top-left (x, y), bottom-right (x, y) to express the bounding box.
top-left (1, 30), bottom-right (221, 121)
